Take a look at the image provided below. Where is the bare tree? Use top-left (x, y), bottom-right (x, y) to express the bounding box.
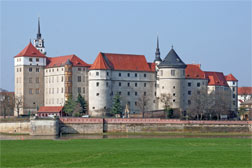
top-left (211, 89), bottom-right (231, 120)
top-left (137, 93), bottom-right (150, 118)
top-left (0, 92), bottom-right (15, 118)
top-left (160, 93), bottom-right (172, 118)
top-left (15, 96), bottom-right (23, 117)
top-left (187, 88), bottom-right (210, 120)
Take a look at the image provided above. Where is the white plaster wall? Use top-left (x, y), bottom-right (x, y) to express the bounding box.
top-left (15, 57), bottom-right (46, 66)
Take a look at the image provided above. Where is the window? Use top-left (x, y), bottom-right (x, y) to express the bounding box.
top-left (29, 77), bottom-right (32, 83)
top-left (20, 68), bottom-right (22, 72)
top-left (17, 68), bottom-right (19, 72)
top-left (135, 83), bottom-right (137, 87)
top-left (61, 76), bottom-right (64, 82)
top-left (144, 74), bottom-right (146, 77)
top-left (233, 82), bottom-right (235, 85)
top-left (144, 83), bottom-right (146, 87)
top-left (173, 93), bottom-right (175, 96)
top-left (128, 92), bottom-right (130, 96)
top-left (144, 92), bottom-right (146, 96)
top-left (233, 87), bottom-right (235, 92)
top-left (188, 91), bottom-right (191, 95)
top-left (36, 88), bottom-right (39, 94)
top-left (233, 94), bottom-right (235, 98)
top-left (171, 70), bottom-right (175, 76)
top-left (119, 82), bottom-right (121, 87)
top-left (36, 77), bottom-right (39, 83)
top-left (29, 88), bottom-right (32, 94)
top-left (52, 88), bottom-right (54, 94)
top-left (128, 83), bottom-right (130, 87)
top-left (57, 76), bottom-right (59, 83)
top-left (154, 92), bottom-right (156, 96)
top-left (29, 67), bottom-right (32, 72)
top-left (135, 73), bottom-right (137, 77)
top-left (107, 72), bottom-right (109, 76)
top-left (188, 100), bottom-right (191, 105)
top-left (78, 68), bottom-right (81, 71)
top-left (29, 58), bottom-right (32, 62)
top-left (96, 72), bottom-right (99, 76)
top-left (57, 68), bottom-right (59, 71)
top-left (49, 88), bottom-right (51, 94)
top-left (233, 101), bottom-right (236, 105)
top-left (128, 102), bottom-right (131, 105)
top-left (119, 73), bottom-right (121, 77)
top-left (96, 93), bottom-right (99, 96)
top-left (36, 58), bottom-right (39, 62)
top-left (119, 92), bottom-right (121, 95)
top-left (78, 76), bottom-right (81, 82)
top-left (93, 107), bottom-right (95, 109)
top-left (197, 83), bottom-right (200, 87)
top-left (106, 82), bottom-right (108, 87)
top-left (83, 87), bottom-right (85, 94)
top-left (61, 88), bottom-right (64, 93)
top-left (78, 87), bottom-right (81, 93)
top-left (96, 82), bottom-right (99, 87)
top-left (135, 102), bottom-right (137, 106)
top-left (135, 92), bottom-right (137, 96)
top-left (83, 76), bottom-right (85, 82)
top-left (188, 82), bottom-right (191, 87)
top-left (161, 70), bottom-right (163, 76)
top-left (173, 86), bottom-right (175, 89)
top-left (173, 99), bottom-right (175, 102)
top-left (128, 73), bottom-right (130, 77)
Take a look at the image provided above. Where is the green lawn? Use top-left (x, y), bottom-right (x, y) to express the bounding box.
top-left (1, 138), bottom-right (251, 168)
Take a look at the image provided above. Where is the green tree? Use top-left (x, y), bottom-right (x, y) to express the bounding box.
top-left (77, 93), bottom-right (87, 114)
top-left (63, 96), bottom-right (77, 116)
top-left (110, 93), bottom-right (122, 116)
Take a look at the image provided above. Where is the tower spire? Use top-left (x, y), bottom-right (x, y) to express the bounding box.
top-left (37, 17), bottom-right (41, 39)
top-left (154, 34), bottom-right (161, 62)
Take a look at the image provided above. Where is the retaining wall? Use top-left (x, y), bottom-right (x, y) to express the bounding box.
top-left (0, 122), bottom-right (30, 134)
top-left (30, 119), bottom-right (59, 136)
top-left (59, 118), bottom-right (103, 134)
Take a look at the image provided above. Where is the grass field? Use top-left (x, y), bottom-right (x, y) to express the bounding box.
top-left (1, 138), bottom-right (251, 168)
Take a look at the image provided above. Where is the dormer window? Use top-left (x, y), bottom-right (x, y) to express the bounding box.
top-left (29, 58), bottom-right (32, 62)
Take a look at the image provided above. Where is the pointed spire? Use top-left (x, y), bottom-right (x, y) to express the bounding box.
top-left (154, 33), bottom-right (162, 62)
top-left (37, 17), bottom-right (41, 39)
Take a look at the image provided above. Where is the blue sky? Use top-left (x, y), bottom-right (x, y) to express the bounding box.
top-left (1, 1), bottom-right (251, 91)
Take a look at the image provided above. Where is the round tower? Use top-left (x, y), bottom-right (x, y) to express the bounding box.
top-left (157, 46), bottom-right (187, 112)
top-left (88, 52), bottom-right (112, 117)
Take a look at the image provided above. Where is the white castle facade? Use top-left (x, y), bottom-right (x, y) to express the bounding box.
top-left (14, 20), bottom-right (238, 117)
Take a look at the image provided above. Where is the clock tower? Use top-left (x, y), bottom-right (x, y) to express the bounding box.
top-left (34, 17), bottom-right (46, 55)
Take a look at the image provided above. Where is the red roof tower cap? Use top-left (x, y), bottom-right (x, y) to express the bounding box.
top-left (15, 42), bottom-right (46, 58)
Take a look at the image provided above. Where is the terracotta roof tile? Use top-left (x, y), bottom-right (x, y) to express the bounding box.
top-left (204, 71), bottom-right (228, 86)
top-left (15, 42), bottom-right (46, 58)
top-left (225, 74), bottom-right (238, 81)
top-left (238, 87), bottom-right (252, 95)
top-left (46, 55), bottom-right (90, 68)
top-left (185, 64), bottom-right (206, 79)
top-left (90, 52), bottom-right (154, 72)
top-left (38, 106), bottom-right (63, 113)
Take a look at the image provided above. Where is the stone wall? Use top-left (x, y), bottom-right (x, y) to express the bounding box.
top-left (59, 118), bottom-right (103, 134)
top-left (30, 119), bottom-right (59, 136)
top-left (0, 122), bottom-right (30, 134)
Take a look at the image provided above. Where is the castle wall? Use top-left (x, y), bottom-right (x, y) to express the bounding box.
top-left (44, 67), bottom-right (65, 106)
top-left (157, 68), bottom-right (186, 110)
top-left (88, 70), bottom-right (156, 116)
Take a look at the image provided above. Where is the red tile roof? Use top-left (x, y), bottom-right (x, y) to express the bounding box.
top-left (238, 87), bottom-right (252, 95)
top-left (38, 106), bottom-right (63, 113)
top-left (225, 74), bottom-right (238, 81)
top-left (15, 42), bottom-right (46, 58)
top-left (46, 55), bottom-right (90, 68)
top-left (204, 71), bottom-right (228, 86)
top-left (89, 52), bottom-right (155, 72)
top-left (148, 62), bottom-right (156, 72)
top-left (185, 64), bottom-right (206, 79)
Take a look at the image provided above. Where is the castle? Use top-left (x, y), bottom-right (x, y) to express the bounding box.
top-left (14, 19), bottom-right (238, 117)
